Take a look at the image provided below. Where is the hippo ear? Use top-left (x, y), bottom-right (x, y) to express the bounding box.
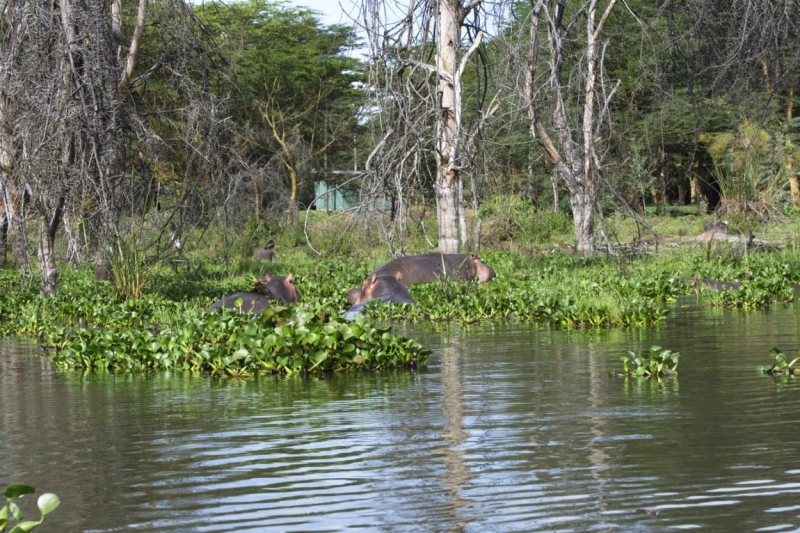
top-left (263, 274), bottom-right (272, 282)
top-left (367, 273), bottom-right (378, 285)
top-left (394, 272), bottom-right (403, 281)
top-left (286, 273), bottom-right (294, 284)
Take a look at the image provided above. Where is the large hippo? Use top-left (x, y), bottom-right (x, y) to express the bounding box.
top-left (691, 277), bottom-right (742, 291)
top-left (207, 273), bottom-right (300, 314)
top-left (369, 252), bottom-right (495, 288)
top-left (344, 273), bottom-right (416, 321)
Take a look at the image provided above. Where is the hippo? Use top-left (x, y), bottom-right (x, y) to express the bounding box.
top-left (691, 277), bottom-right (742, 292)
top-left (369, 252), bottom-right (495, 288)
top-left (207, 273), bottom-right (300, 314)
top-left (344, 272), bottom-right (417, 322)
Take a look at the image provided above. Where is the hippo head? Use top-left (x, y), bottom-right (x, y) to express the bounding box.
top-left (346, 286), bottom-right (362, 306)
top-left (349, 272), bottom-right (404, 306)
top-left (469, 254), bottom-right (496, 282)
top-left (255, 273), bottom-right (301, 304)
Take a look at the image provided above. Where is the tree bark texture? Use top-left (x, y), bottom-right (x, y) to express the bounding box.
top-left (37, 217), bottom-right (58, 296)
top-left (0, 198), bottom-right (6, 268)
top-left (435, 0), bottom-right (462, 254)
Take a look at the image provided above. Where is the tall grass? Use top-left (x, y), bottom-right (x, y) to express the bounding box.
top-left (108, 232), bottom-right (154, 301)
top-left (704, 121), bottom-right (788, 222)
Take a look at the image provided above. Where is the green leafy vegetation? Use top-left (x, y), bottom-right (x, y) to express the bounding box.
top-left (352, 248), bottom-right (800, 326)
top-left (612, 346), bottom-right (681, 378)
top-left (0, 268), bottom-right (428, 375)
top-left (758, 348), bottom-right (800, 376)
top-left (1, 484), bottom-right (60, 533)
top-left (3, 239), bottom-right (800, 375)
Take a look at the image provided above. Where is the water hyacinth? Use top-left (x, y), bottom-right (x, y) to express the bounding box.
top-left (1, 248), bottom-right (800, 376)
top-left (613, 346), bottom-right (681, 378)
top-left (51, 305), bottom-right (430, 375)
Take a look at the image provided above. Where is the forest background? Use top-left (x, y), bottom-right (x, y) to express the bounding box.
top-left (0, 0), bottom-right (798, 296)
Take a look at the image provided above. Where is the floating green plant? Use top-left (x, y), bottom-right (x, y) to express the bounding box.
top-left (757, 348), bottom-right (800, 375)
top-left (51, 305), bottom-right (430, 376)
top-left (1, 484), bottom-right (60, 533)
top-left (612, 346), bottom-right (680, 378)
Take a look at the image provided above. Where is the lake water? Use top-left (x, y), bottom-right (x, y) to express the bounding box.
top-left (2, 299), bottom-right (800, 531)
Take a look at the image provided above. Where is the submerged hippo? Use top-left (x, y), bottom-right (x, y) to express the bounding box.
top-left (344, 273), bottom-right (416, 321)
top-left (691, 277), bottom-right (742, 291)
top-left (207, 273), bottom-right (300, 314)
top-left (369, 252), bottom-right (495, 288)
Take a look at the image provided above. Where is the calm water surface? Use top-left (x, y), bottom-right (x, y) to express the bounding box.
top-left (2, 301), bottom-right (800, 532)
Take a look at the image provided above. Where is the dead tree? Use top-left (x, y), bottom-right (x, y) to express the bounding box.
top-left (358, 0), bottom-right (490, 254)
top-left (0, 0), bottom-right (223, 294)
top-left (520, 0), bottom-right (620, 256)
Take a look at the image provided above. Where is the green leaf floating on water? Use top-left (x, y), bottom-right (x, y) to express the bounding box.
top-left (10, 520), bottom-right (42, 533)
top-left (5, 485), bottom-right (35, 500)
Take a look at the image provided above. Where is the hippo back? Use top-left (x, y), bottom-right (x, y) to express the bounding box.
top-left (207, 272), bottom-right (300, 315)
top-left (371, 253), bottom-right (495, 286)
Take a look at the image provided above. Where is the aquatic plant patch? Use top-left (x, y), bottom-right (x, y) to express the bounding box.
top-left (0, 269), bottom-right (428, 376)
top-left (612, 346), bottom-right (680, 378)
top-left (50, 304), bottom-right (429, 375)
top-left (1, 484), bottom-right (60, 533)
top-left (51, 305), bottom-right (429, 377)
top-left (758, 348), bottom-right (800, 376)
top-left (2, 247), bottom-right (800, 377)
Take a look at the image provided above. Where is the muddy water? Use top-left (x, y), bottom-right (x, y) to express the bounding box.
top-left (2, 300), bottom-right (800, 531)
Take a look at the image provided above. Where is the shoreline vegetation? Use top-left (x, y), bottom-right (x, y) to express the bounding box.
top-left (1, 211), bottom-right (799, 376)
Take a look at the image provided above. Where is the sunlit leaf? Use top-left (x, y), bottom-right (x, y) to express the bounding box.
top-left (5, 485), bottom-right (35, 500)
top-left (37, 494), bottom-right (60, 516)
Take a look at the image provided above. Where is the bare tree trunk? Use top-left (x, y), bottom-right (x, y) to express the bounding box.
top-left (37, 217), bottom-right (57, 296)
top-left (570, 183), bottom-right (595, 256)
top-left (435, 0), bottom-right (462, 254)
top-left (0, 199), bottom-right (6, 268)
top-left (63, 211), bottom-right (86, 264)
top-left (524, 0), bottom-right (617, 257)
top-left (458, 178), bottom-right (468, 251)
top-left (551, 169), bottom-right (559, 212)
top-left (94, 246), bottom-right (112, 281)
top-left (3, 182), bottom-right (29, 270)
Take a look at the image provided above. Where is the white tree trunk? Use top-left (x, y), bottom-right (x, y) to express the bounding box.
top-left (569, 186), bottom-right (595, 257)
top-left (435, 0), bottom-right (462, 254)
top-left (525, 0), bottom-right (617, 257)
top-left (0, 198), bottom-right (6, 268)
top-left (37, 217), bottom-right (58, 296)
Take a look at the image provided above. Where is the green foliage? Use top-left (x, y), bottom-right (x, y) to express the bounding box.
top-left (352, 248), bottom-right (800, 326)
top-left (108, 232), bottom-right (155, 301)
top-left (195, 0), bottom-right (364, 200)
top-left (703, 121), bottom-right (789, 221)
top-left (3, 244), bottom-right (800, 376)
top-left (758, 348), bottom-right (800, 376)
top-left (1, 484), bottom-right (60, 533)
top-left (613, 346), bottom-right (680, 378)
top-left (479, 195), bottom-right (571, 246)
top-left (197, 0), bottom-right (362, 116)
top-left (51, 304), bottom-right (429, 375)
top-left (686, 252), bottom-right (800, 309)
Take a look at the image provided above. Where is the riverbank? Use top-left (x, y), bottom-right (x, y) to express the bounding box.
top-left (1, 244), bottom-right (798, 375)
